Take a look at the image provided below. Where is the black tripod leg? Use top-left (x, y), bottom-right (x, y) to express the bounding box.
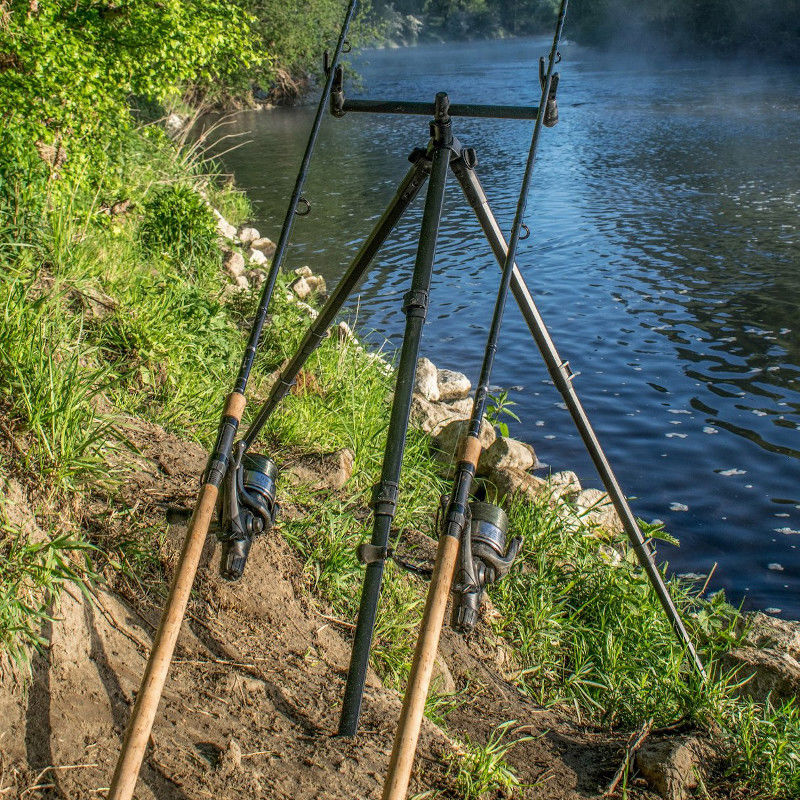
top-left (242, 152), bottom-right (433, 449)
top-left (451, 154), bottom-right (706, 680)
top-left (338, 138), bottom-right (452, 737)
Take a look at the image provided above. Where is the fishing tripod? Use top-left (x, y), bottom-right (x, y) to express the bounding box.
top-left (239, 88), bottom-right (706, 741)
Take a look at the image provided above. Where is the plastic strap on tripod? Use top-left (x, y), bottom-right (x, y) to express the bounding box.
top-left (371, 479), bottom-right (399, 516)
top-left (402, 289), bottom-right (429, 318)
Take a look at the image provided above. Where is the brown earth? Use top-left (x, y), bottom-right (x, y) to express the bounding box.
top-left (0, 417), bottom-right (658, 799)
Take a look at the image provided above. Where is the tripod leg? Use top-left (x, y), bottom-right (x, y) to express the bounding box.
top-left (242, 151), bottom-right (433, 449)
top-left (451, 155), bottom-right (706, 680)
top-left (338, 137), bottom-right (452, 737)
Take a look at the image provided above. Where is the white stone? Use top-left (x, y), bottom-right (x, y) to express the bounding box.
top-left (248, 269), bottom-right (266, 288)
top-left (305, 275), bottom-right (327, 295)
top-left (478, 437), bottom-right (535, 475)
top-left (336, 321), bottom-right (354, 343)
top-left (437, 368), bottom-right (471, 402)
top-left (548, 470), bottom-right (581, 501)
top-left (164, 112), bottom-right (187, 139)
top-left (237, 226), bottom-right (260, 246)
top-left (251, 237), bottom-right (276, 256)
top-left (223, 250), bottom-right (245, 278)
top-left (290, 276), bottom-right (312, 300)
top-left (214, 210), bottom-right (237, 241)
top-left (234, 274), bottom-right (250, 290)
top-left (414, 357), bottom-right (440, 402)
top-left (574, 488), bottom-right (623, 535)
top-left (294, 265), bottom-right (313, 278)
top-left (248, 247), bottom-right (268, 266)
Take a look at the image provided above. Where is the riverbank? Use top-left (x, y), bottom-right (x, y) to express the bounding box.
top-left (1, 106), bottom-right (799, 797)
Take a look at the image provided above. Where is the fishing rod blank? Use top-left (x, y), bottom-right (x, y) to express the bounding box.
top-left (380, 4), bottom-right (569, 797)
top-left (106, 3), bottom-right (358, 797)
top-left (449, 156), bottom-right (707, 681)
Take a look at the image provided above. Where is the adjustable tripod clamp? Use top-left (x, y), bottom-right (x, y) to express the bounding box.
top-left (331, 65), bottom-right (345, 118)
top-left (539, 56), bottom-right (560, 128)
top-left (430, 92), bottom-right (453, 147)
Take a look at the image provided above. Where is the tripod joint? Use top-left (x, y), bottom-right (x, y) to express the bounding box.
top-left (371, 480), bottom-right (399, 517)
top-left (402, 289), bottom-right (429, 319)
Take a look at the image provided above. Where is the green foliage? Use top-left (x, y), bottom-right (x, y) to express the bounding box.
top-left (715, 697), bottom-right (800, 799)
top-left (489, 499), bottom-right (738, 727)
top-left (0, 0), bottom-right (264, 203)
top-left (485, 389), bottom-right (520, 438)
top-left (0, 276), bottom-right (115, 492)
top-left (450, 720), bottom-right (530, 799)
top-left (139, 184), bottom-right (219, 263)
top-left (0, 512), bottom-right (96, 667)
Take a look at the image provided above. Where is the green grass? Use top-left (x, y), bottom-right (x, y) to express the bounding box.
top-left (450, 720), bottom-right (530, 800)
top-left (714, 697), bottom-right (800, 800)
top-left (0, 509), bottom-right (96, 667)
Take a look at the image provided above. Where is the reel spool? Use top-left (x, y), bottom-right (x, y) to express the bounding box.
top-left (219, 451), bottom-right (279, 580)
top-left (451, 501), bottom-right (522, 634)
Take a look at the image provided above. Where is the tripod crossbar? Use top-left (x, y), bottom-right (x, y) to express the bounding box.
top-left (341, 98), bottom-right (540, 120)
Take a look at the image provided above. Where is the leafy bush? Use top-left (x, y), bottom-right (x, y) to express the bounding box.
top-left (138, 184), bottom-right (219, 262)
top-left (0, 0), bottom-right (263, 205)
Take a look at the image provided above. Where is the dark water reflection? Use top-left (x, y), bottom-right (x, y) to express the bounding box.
top-left (213, 38), bottom-right (800, 617)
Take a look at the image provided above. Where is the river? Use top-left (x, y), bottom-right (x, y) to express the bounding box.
top-left (214, 37), bottom-right (800, 618)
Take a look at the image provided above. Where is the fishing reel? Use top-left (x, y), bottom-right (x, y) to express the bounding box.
top-left (218, 443), bottom-right (279, 581)
top-left (451, 501), bottom-right (523, 634)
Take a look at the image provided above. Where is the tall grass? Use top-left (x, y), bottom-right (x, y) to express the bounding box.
top-left (0, 510), bottom-right (96, 667)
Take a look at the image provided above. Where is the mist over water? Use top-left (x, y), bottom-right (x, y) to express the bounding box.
top-left (214, 38), bottom-right (800, 617)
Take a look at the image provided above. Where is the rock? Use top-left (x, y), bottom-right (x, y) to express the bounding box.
top-left (414, 357), bottom-right (440, 402)
top-left (214, 210), bottom-right (237, 241)
top-left (437, 368), bottom-right (471, 402)
top-left (294, 265), bottom-right (313, 278)
top-left (234, 275), bottom-right (250, 290)
top-left (410, 393), bottom-right (469, 436)
top-left (251, 237), bottom-right (276, 256)
top-left (284, 448), bottom-right (354, 491)
top-left (487, 466), bottom-right (548, 504)
top-left (248, 247), bottom-right (268, 266)
top-left (431, 417), bottom-right (496, 467)
top-left (77, 286), bottom-right (117, 321)
top-left (719, 646), bottom-right (800, 704)
top-left (737, 612), bottom-right (800, 660)
top-left (223, 249), bottom-right (245, 278)
top-left (305, 274), bottom-right (327, 295)
top-left (238, 226), bottom-right (260, 246)
top-left (431, 654), bottom-right (456, 694)
top-left (548, 470), bottom-right (581, 500)
top-left (635, 736), bottom-right (713, 800)
top-left (574, 488), bottom-right (623, 535)
top-left (295, 301), bottom-right (318, 320)
top-left (478, 436), bottom-right (535, 476)
top-left (164, 112), bottom-right (187, 139)
top-left (290, 276), bottom-right (312, 300)
top-left (336, 321), bottom-right (354, 344)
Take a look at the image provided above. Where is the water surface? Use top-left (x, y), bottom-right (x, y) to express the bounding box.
top-left (215, 38), bottom-right (800, 617)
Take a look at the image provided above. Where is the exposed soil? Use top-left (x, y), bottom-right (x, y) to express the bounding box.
top-left (0, 418), bottom-right (653, 799)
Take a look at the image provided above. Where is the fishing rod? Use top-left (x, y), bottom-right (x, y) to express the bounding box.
top-left (105, 2), bottom-right (358, 797)
top-left (379, 4), bottom-right (568, 797)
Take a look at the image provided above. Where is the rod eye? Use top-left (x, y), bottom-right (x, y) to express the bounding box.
top-left (295, 196), bottom-right (311, 216)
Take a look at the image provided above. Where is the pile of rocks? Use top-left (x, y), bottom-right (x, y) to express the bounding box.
top-left (214, 213), bottom-right (278, 294)
top-left (411, 355), bottom-right (624, 539)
